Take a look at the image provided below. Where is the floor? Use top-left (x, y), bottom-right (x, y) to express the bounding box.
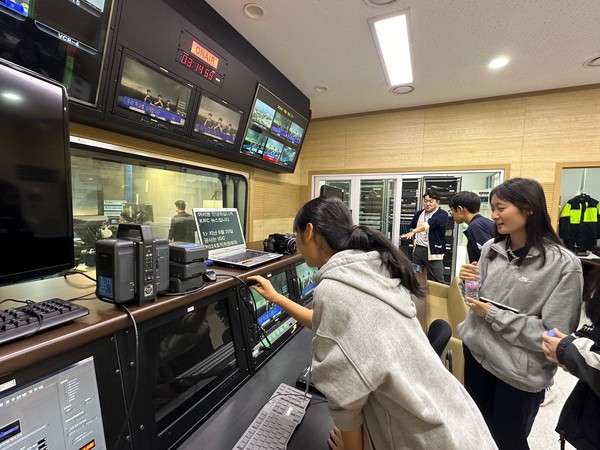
top-left (528, 368), bottom-right (576, 450)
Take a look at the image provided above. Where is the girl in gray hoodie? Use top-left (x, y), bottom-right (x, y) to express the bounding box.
top-left (458, 178), bottom-right (583, 450)
top-left (249, 196), bottom-right (497, 450)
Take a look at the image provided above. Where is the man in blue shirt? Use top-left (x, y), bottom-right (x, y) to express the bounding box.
top-left (449, 191), bottom-right (496, 262)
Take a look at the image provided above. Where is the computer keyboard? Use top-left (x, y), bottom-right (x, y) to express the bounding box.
top-left (220, 250), bottom-right (266, 263)
top-left (0, 298), bottom-right (90, 345)
top-left (233, 382), bottom-right (311, 450)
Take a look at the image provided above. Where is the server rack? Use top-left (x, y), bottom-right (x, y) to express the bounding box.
top-left (399, 178), bottom-right (421, 261)
top-left (358, 179), bottom-right (396, 240)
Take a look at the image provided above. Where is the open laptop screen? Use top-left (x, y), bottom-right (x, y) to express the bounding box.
top-left (193, 208), bottom-right (246, 251)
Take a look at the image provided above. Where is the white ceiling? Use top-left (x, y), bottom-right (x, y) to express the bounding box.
top-left (205, 0), bottom-right (600, 119)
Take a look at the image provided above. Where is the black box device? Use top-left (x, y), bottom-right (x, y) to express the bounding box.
top-left (96, 224), bottom-right (169, 305)
top-left (169, 242), bottom-right (209, 263)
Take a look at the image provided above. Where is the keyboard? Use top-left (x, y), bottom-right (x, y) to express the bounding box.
top-left (233, 382), bottom-right (311, 450)
top-left (220, 250), bottom-right (267, 263)
top-left (0, 298), bottom-right (90, 345)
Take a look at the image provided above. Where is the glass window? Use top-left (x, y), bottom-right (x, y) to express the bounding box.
top-left (70, 142), bottom-right (248, 267)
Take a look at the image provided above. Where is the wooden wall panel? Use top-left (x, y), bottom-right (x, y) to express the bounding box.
top-left (344, 110), bottom-right (425, 170)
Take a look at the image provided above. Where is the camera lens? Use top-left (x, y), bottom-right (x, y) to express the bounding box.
top-left (286, 237), bottom-right (297, 254)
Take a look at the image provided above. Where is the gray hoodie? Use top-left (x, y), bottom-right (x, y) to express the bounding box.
top-left (311, 250), bottom-right (497, 450)
top-left (458, 239), bottom-right (583, 392)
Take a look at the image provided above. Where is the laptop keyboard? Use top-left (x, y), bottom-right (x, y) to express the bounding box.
top-left (219, 250), bottom-right (268, 263)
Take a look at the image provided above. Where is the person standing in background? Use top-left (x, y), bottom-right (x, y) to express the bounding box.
top-left (458, 178), bottom-right (583, 450)
top-left (542, 265), bottom-right (600, 450)
top-left (449, 191), bottom-right (496, 262)
top-left (400, 188), bottom-right (448, 283)
top-left (168, 200), bottom-right (195, 243)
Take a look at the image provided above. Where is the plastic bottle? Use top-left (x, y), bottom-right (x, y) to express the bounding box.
top-left (464, 279), bottom-right (480, 300)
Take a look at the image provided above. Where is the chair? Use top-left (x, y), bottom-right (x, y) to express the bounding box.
top-left (426, 277), bottom-right (468, 383)
top-left (427, 319), bottom-right (454, 373)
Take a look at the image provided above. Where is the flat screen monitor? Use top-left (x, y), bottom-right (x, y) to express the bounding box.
top-left (121, 202), bottom-right (154, 224)
top-left (294, 262), bottom-right (318, 305)
top-left (191, 90), bottom-right (243, 151)
top-left (320, 184), bottom-right (345, 201)
top-left (112, 49), bottom-right (194, 136)
top-left (240, 84), bottom-right (309, 172)
top-left (0, 0), bottom-right (114, 106)
top-left (0, 356), bottom-right (107, 449)
top-left (250, 271), bottom-right (289, 328)
top-left (0, 59), bottom-right (74, 286)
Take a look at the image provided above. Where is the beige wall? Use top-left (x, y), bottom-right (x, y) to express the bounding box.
top-left (72, 85), bottom-right (600, 241)
top-left (298, 86), bottom-right (600, 225)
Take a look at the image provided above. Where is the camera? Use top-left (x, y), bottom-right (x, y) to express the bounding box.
top-left (264, 233), bottom-right (297, 254)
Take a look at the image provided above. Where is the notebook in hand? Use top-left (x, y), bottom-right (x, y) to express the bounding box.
top-left (192, 208), bottom-right (282, 269)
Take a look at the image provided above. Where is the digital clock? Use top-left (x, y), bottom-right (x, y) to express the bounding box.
top-left (177, 50), bottom-right (223, 87)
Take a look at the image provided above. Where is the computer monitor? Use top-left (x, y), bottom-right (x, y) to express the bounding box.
top-left (0, 58), bottom-right (74, 286)
top-left (121, 203), bottom-right (154, 223)
top-left (111, 49), bottom-right (194, 136)
top-left (293, 261), bottom-right (318, 305)
top-left (191, 90), bottom-right (244, 151)
top-left (0, 356), bottom-right (107, 449)
top-left (249, 271), bottom-right (288, 328)
top-left (239, 84), bottom-right (309, 173)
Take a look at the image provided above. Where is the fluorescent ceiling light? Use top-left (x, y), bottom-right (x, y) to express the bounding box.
top-left (369, 11), bottom-right (413, 86)
top-left (488, 57), bottom-right (509, 69)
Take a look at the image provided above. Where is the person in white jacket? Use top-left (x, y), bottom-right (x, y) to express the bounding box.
top-left (249, 196), bottom-right (497, 450)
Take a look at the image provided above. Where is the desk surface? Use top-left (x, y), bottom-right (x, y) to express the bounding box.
top-left (179, 328), bottom-right (334, 450)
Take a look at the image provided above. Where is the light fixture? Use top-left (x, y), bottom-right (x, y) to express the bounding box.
top-left (363, 0), bottom-right (399, 6)
top-left (585, 56), bottom-right (600, 67)
top-left (390, 85), bottom-right (414, 95)
top-left (314, 85), bottom-right (329, 93)
top-left (368, 10), bottom-right (413, 87)
top-left (243, 3), bottom-right (265, 19)
top-left (488, 57), bottom-right (509, 70)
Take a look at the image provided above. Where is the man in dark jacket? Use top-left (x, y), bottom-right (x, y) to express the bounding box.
top-left (401, 189), bottom-right (448, 283)
top-left (168, 200), bottom-right (196, 242)
top-left (449, 191), bottom-right (496, 262)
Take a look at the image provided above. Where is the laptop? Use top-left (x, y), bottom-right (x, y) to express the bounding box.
top-left (192, 208), bottom-right (282, 269)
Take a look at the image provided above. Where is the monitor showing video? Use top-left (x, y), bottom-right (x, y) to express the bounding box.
top-left (240, 84), bottom-right (309, 172)
top-left (113, 49), bottom-right (194, 135)
top-left (192, 90), bottom-right (243, 150)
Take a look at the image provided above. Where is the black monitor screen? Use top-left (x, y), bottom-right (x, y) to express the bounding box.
top-left (146, 296), bottom-right (239, 435)
top-left (192, 90), bottom-right (243, 149)
top-left (0, 0), bottom-right (114, 106)
top-left (0, 356), bottom-right (107, 449)
top-left (113, 50), bottom-right (193, 135)
top-left (294, 262), bottom-right (318, 304)
top-left (240, 84), bottom-right (309, 172)
top-left (0, 59), bottom-right (74, 286)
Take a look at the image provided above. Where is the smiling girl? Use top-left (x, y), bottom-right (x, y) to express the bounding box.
top-left (458, 177), bottom-right (583, 450)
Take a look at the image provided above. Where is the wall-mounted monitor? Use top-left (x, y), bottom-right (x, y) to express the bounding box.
top-left (240, 84), bottom-right (309, 173)
top-left (0, 58), bottom-right (74, 286)
top-left (191, 90), bottom-right (243, 151)
top-left (0, 0), bottom-right (114, 106)
top-left (111, 48), bottom-right (195, 136)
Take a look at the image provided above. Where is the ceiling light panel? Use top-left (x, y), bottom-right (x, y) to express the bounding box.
top-left (369, 10), bottom-right (413, 87)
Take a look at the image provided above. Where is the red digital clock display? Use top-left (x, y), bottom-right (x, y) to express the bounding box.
top-left (177, 50), bottom-right (222, 86)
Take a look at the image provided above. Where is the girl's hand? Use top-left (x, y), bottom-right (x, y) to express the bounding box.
top-left (542, 328), bottom-right (567, 365)
top-left (327, 427), bottom-right (345, 450)
top-left (245, 275), bottom-right (279, 304)
top-left (459, 261), bottom-right (480, 281)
